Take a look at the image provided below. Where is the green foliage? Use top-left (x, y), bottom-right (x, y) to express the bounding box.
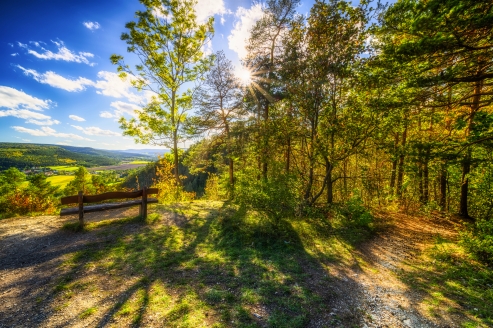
top-left (112, 0), bottom-right (215, 183)
top-left (203, 173), bottom-right (223, 201)
top-left (460, 219), bottom-right (493, 264)
top-left (332, 193), bottom-right (374, 231)
top-left (235, 167), bottom-right (301, 228)
top-left (24, 174), bottom-right (60, 214)
top-left (63, 167), bottom-right (95, 196)
top-left (154, 156), bottom-right (195, 203)
top-left (0, 168), bottom-right (60, 217)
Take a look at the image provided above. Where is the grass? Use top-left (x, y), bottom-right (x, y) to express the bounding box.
top-left (53, 200), bottom-right (374, 327)
top-left (47, 175), bottom-right (75, 188)
top-left (399, 235), bottom-right (493, 327)
top-left (48, 166), bottom-right (80, 172)
top-left (128, 160), bottom-right (152, 164)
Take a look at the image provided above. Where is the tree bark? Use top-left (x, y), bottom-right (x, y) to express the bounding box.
top-left (459, 79), bottom-right (482, 218)
top-left (390, 133), bottom-right (399, 195)
top-left (396, 127), bottom-right (407, 198)
top-left (326, 162), bottom-right (333, 205)
top-left (439, 163), bottom-right (447, 211)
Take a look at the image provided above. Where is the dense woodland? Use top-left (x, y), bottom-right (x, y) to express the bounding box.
top-left (110, 0), bottom-right (493, 263)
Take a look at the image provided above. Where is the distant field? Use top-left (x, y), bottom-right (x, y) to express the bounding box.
top-left (88, 163), bottom-right (150, 171)
top-left (129, 160), bottom-right (152, 164)
top-left (47, 175), bottom-right (75, 188)
top-left (48, 166), bottom-right (79, 172)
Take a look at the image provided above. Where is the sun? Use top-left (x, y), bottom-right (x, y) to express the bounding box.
top-left (234, 66), bottom-right (252, 85)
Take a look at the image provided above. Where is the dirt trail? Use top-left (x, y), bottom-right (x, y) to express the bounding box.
top-left (323, 212), bottom-right (462, 328)
top-left (0, 209), bottom-right (466, 327)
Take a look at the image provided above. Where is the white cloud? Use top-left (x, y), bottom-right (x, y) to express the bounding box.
top-left (25, 119), bottom-right (60, 126)
top-left (194, 0), bottom-right (228, 24)
top-left (0, 109), bottom-right (59, 125)
top-left (0, 86), bottom-right (52, 111)
top-left (12, 126), bottom-right (92, 140)
top-left (93, 71), bottom-right (143, 103)
top-left (11, 53), bottom-right (18, 57)
top-left (70, 125), bottom-right (120, 136)
top-left (99, 111), bottom-right (114, 118)
top-left (17, 66), bottom-right (94, 92)
top-left (100, 101), bottom-right (141, 119)
top-left (228, 4), bottom-right (264, 59)
top-left (20, 40), bottom-right (96, 66)
top-left (83, 21), bottom-right (100, 30)
top-left (69, 115), bottom-right (85, 122)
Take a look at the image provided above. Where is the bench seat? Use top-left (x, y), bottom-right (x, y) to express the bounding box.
top-left (60, 198), bottom-right (158, 216)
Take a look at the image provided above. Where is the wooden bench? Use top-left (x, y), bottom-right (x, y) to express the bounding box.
top-left (60, 187), bottom-right (159, 225)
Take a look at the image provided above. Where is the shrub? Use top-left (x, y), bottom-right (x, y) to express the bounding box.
top-left (154, 156), bottom-right (195, 203)
top-left (235, 167), bottom-right (301, 228)
top-left (460, 219), bottom-right (493, 264)
top-left (332, 193), bottom-right (374, 230)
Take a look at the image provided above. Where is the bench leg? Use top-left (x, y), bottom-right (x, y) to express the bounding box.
top-left (78, 191), bottom-right (84, 226)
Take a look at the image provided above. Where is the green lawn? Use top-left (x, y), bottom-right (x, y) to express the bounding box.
top-left (47, 175), bottom-right (75, 188)
top-left (128, 160), bottom-right (152, 165)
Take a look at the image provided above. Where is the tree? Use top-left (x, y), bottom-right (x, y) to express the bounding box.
top-left (378, 0), bottom-right (493, 217)
top-left (64, 167), bottom-right (94, 195)
top-left (193, 50), bottom-right (244, 191)
top-left (111, 0), bottom-right (214, 184)
top-left (280, 0), bottom-right (378, 205)
top-left (245, 0), bottom-right (300, 179)
top-left (25, 174), bottom-right (59, 213)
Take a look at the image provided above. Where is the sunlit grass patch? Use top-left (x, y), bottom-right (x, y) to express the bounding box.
top-left (51, 201), bottom-right (376, 326)
top-left (79, 306), bottom-right (97, 319)
top-left (47, 175), bottom-right (75, 188)
top-left (399, 237), bottom-right (493, 327)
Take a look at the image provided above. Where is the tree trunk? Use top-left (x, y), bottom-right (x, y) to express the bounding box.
top-left (423, 149), bottom-right (429, 204)
top-left (439, 163), bottom-right (447, 211)
top-left (327, 163), bottom-right (333, 205)
top-left (459, 79), bottom-right (482, 218)
top-left (262, 102), bottom-right (269, 180)
top-left (173, 132), bottom-right (180, 184)
top-left (390, 133), bottom-right (399, 195)
top-left (396, 127), bottom-right (407, 198)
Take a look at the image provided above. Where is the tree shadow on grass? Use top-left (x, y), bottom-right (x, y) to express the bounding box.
top-left (1, 201), bottom-right (388, 327)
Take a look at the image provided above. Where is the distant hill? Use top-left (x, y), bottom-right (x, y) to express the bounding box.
top-left (0, 143), bottom-right (153, 171)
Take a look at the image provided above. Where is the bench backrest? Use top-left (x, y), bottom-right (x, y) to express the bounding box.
top-left (61, 188), bottom-right (159, 205)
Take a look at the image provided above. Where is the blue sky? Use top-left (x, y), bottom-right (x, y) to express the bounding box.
top-left (0, 0), bottom-right (316, 150)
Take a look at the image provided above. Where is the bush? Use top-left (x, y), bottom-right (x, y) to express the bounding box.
top-left (460, 219), bottom-right (493, 264)
top-left (332, 193), bottom-right (374, 230)
top-left (235, 167), bottom-right (301, 228)
top-left (154, 157), bottom-right (195, 203)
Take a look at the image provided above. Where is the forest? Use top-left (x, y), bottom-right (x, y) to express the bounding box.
top-left (110, 0), bottom-right (493, 261)
top-left (1, 0), bottom-right (492, 326)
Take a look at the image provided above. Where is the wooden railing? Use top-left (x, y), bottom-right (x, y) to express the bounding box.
top-left (60, 187), bottom-right (158, 225)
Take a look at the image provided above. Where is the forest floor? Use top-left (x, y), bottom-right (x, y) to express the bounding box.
top-left (0, 201), bottom-right (491, 328)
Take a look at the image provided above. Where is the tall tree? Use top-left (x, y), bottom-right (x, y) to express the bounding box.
top-left (193, 51), bottom-right (244, 191)
top-left (111, 0), bottom-right (214, 183)
top-left (245, 0), bottom-right (300, 179)
top-left (378, 0), bottom-right (493, 217)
